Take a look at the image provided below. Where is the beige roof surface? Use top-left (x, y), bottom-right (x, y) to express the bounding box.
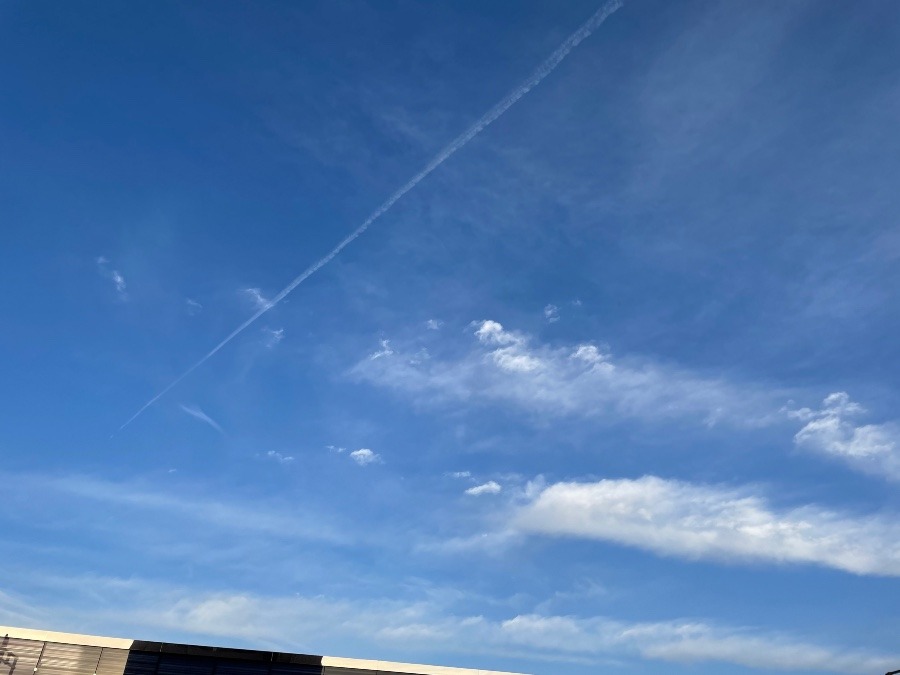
top-left (321, 655), bottom-right (527, 675)
top-left (0, 625), bottom-right (133, 649)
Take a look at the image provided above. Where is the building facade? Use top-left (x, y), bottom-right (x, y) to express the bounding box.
top-left (0, 627), bottom-right (527, 675)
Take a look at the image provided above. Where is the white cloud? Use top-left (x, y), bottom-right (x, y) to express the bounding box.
top-left (350, 448), bottom-right (381, 466)
top-left (186, 298), bottom-right (203, 315)
top-left (179, 404), bottom-right (224, 435)
top-left (263, 327), bottom-right (285, 349)
top-left (96, 256), bottom-right (128, 301)
top-left (497, 614), bottom-right (897, 674)
top-left (515, 475), bottom-right (900, 576)
top-left (790, 392), bottom-right (900, 480)
top-left (111, 271), bottom-right (127, 295)
top-left (425, 319), bottom-right (443, 330)
top-left (473, 319), bottom-right (522, 346)
top-left (447, 471), bottom-right (472, 479)
top-left (492, 348), bottom-right (542, 373)
top-left (544, 304), bottom-right (560, 323)
top-left (369, 339), bottom-right (394, 360)
top-left (265, 450), bottom-right (294, 464)
top-left (465, 481), bottom-right (502, 496)
top-left (11, 581), bottom-right (894, 675)
top-left (243, 287), bottom-right (272, 310)
top-left (354, 320), bottom-right (778, 427)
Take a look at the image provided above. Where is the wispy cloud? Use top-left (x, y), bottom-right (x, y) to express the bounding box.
top-left (515, 475), bottom-right (900, 576)
top-left (34, 474), bottom-right (345, 544)
top-left (425, 319), bottom-right (443, 330)
top-left (243, 287), bottom-right (273, 311)
top-left (543, 304), bottom-right (560, 323)
top-left (116, 0), bottom-right (624, 431)
top-left (354, 319), bottom-right (781, 428)
top-left (179, 404), bottom-right (225, 435)
top-left (446, 471), bottom-right (472, 479)
top-left (788, 392), bottom-right (900, 481)
top-left (95, 256), bottom-right (128, 301)
top-left (349, 448), bottom-right (382, 466)
top-left (495, 613), bottom-right (896, 674)
top-left (263, 327), bottom-right (284, 349)
top-left (11, 581), bottom-right (894, 675)
top-left (185, 298), bottom-right (203, 315)
top-left (265, 450), bottom-right (294, 465)
top-left (465, 481), bottom-right (502, 496)
top-left (368, 339), bottom-right (394, 360)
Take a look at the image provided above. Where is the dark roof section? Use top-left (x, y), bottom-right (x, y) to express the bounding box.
top-left (125, 642), bottom-right (323, 675)
top-left (131, 642), bottom-right (321, 665)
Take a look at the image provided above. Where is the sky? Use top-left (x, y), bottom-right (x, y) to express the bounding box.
top-left (2, 1), bottom-right (900, 674)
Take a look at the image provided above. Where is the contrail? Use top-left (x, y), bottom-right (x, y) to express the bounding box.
top-left (119, 0), bottom-right (623, 431)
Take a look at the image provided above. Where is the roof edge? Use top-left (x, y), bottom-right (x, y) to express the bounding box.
top-left (321, 655), bottom-right (526, 675)
top-left (0, 626), bottom-right (134, 650)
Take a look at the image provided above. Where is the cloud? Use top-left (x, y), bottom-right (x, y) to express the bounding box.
top-left (354, 320), bottom-right (780, 428)
top-left (425, 319), bottom-right (443, 330)
top-left (265, 450), bottom-right (294, 465)
top-left (543, 304), bottom-right (560, 323)
top-left (368, 339), bottom-right (394, 360)
top-left (111, 271), bottom-right (127, 295)
top-left (515, 475), bottom-right (900, 576)
top-left (446, 471), bottom-right (472, 479)
top-left (465, 481), bottom-right (502, 496)
top-left (243, 287), bottom-right (273, 310)
top-left (185, 298), bottom-right (203, 315)
top-left (789, 392), bottom-right (900, 480)
top-left (496, 614), bottom-right (896, 674)
top-left (263, 327), bottom-right (285, 349)
top-left (96, 256), bottom-right (128, 301)
top-left (350, 448), bottom-right (381, 466)
top-left (179, 404), bottom-right (225, 435)
top-left (12, 580), bottom-right (894, 675)
top-left (35, 474), bottom-right (344, 544)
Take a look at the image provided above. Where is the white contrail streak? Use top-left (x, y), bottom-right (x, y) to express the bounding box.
top-left (119, 0), bottom-right (624, 431)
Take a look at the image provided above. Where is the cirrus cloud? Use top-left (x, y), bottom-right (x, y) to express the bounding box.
top-left (353, 320), bottom-right (783, 428)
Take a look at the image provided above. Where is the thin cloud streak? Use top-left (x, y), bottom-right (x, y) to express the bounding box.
top-left (32, 474), bottom-right (347, 544)
top-left (179, 404), bottom-right (225, 435)
top-left (117, 0), bottom-right (624, 431)
top-left (466, 481), bottom-right (502, 496)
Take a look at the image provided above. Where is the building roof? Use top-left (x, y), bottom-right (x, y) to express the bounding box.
top-left (0, 626), bottom-right (529, 675)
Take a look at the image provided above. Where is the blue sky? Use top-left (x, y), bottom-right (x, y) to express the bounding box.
top-left (2, 1), bottom-right (900, 673)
